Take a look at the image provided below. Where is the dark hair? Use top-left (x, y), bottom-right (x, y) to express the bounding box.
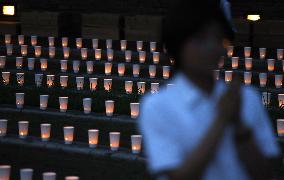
top-left (162, 0), bottom-right (235, 63)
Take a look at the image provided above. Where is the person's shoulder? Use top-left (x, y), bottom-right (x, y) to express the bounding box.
top-left (241, 85), bottom-right (261, 101)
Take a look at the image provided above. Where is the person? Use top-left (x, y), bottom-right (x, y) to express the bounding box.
top-left (139, 0), bottom-right (281, 180)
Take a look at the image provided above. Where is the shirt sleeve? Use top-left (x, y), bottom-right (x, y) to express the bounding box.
top-left (139, 98), bottom-right (183, 174)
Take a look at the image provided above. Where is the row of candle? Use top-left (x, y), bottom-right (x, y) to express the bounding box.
top-left (215, 70), bottom-right (284, 88)
top-left (15, 93), bottom-right (140, 118)
top-left (3, 34), bottom-right (160, 52)
top-left (227, 46), bottom-right (284, 60)
top-left (262, 92), bottom-right (284, 107)
top-left (0, 119), bottom-right (142, 154)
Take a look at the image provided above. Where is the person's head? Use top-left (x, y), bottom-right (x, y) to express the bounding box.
top-left (162, 0), bottom-right (235, 76)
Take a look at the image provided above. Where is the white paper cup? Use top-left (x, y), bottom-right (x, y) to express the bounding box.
top-left (131, 135), bottom-right (142, 154)
top-left (64, 126), bottom-right (74, 144)
top-left (105, 100), bottom-right (114, 117)
top-left (88, 129), bottom-right (99, 148)
top-left (20, 168), bottom-right (33, 180)
top-left (83, 98), bottom-right (92, 114)
top-left (41, 124), bottom-right (51, 142)
top-left (0, 119), bottom-right (8, 137)
top-left (0, 165), bottom-right (11, 180)
top-left (109, 132), bottom-right (120, 151)
top-left (18, 121), bottom-right (29, 139)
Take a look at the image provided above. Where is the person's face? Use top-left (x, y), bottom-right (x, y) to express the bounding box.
top-left (180, 22), bottom-right (226, 75)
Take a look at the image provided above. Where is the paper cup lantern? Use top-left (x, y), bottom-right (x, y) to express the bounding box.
top-left (21, 45), bottom-right (28, 56)
top-left (48, 37), bottom-right (55, 47)
top-left (81, 48), bottom-right (88, 60)
top-left (89, 78), bottom-right (98, 91)
top-left (277, 119), bottom-right (284, 136)
top-left (65, 176), bottom-right (79, 180)
top-left (227, 46), bottom-right (234, 57)
top-left (2, 72), bottom-right (10, 85)
top-left (95, 49), bottom-right (102, 60)
top-left (60, 60), bottom-right (68, 72)
top-left (262, 92), bottom-right (271, 106)
top-left (120, 40), bottom-right (127, 51)
top-left (259, 73), bottom-right (267, 87)
top-left (105, 63), bottom-right (112, 75)
top-left (149, 65), bottom-right (156, 78)
top-left (59, 97), bottom-right (68, 112)
top-left (137, 82), bottom-right (146, 94)
top-left (34, 46), bottom-right (42, 57)
top-left (151, 83), bottom-right (159, 94)
top-left (16, 57), bottom-right (23, 69)
top-left (104, 79), bottom-right (112, 91)
top-left (150, 42), bottom-right (157, 52)
top-left (40, 58), bottom-right (48, 71)
top-left (139, 51), bottom-right (146, 63)
top-left (131, 135), bottom-right (142, 154)
top-left (244, 47), bottom-right (251, 58)
top-left (109, 132), bottom-right (120, 151)
top-left (117, 63), bottom-right (125, 76)
top-left (0, 56), bottom-right (6, 69)
top-left (130, 103), bottom-right (140, 119)
top-left (63, 126), bottom-right (74, 144)
top-left (18, 121), bottom-right (29, 139)
top-left (125, 50), bottom-right (132, 62)
top-left (213, 70), bottom-right (220, 81)
top-left (31, 35), bottom-right (37, 46)
top-left (163, 66), bottom-right (171, 79)
top-left (231, 57), bottom-right (239, 69)
top-left (73, 60), bottom-right (80, 73)
top-left (245, 58), bottom-right (253, 70)
top-left (0, 165), bottom-right (11, 180)
top-left (61, 37), bottom-right (68, 47)
top-left (6, 44), bottom-right (13, 56)
top-left (46, 75), bottom-right (55, 88)
top-left (76, 38), bottom-right (82, 49)
top-left (125, 81), bottom-right (133, 94)
top-left (40, 124), bottom-right (51, 142)
top-left (259, 48), bottom-right (266, 60)
top-left (88, 129), bottom-right (99, 148)
top-left (4, 34), bottom-right (11, 44)
top-left (133, 64), bottom-right (140, 77)
top-left (275, 74), bottom-right (283, 88)
top-left (16, 73), bottom-right (25, 86)
top-left (267, 59), bottom-right (275, 72)
top-left (76, 77), bottom-right (84, 90)
top-left (20, 168), bottom-right (33, 180)
top-left (92, 39), bottom-right (98, 49)
top-left (106, 39), bottom-right (112, 49)
top-left (152, 52), bottom-right (160, 64)
top-left (43, 172), bottom-right (56, 180)
top-left (35, 74), bottom-right (43, 87)
top-left (278, 94), bottom-right (284, 107)
top-left (40, 95), bottom-right (49, 110)
top-left (86, 61), bottom-right (94, 74)
top-left (277, 49), bottom-right (284, 60)
top-left (18, 35), bottom-right (25, 45)
top-left (63, 47), bottom-right (70, 59)
top-left (107, 49), bottom-right (114, 61)
top-left (60, 76), bottom-right (68, 89)
top-left (105, 100), bottom-right (114, 116)
top-left (244, 72), bottom-right (252, 85)
top-left (136, 41), bottom-right (143, 51)
top-left (0, 119), bottom-right (8, 137)
top-left (28, 58), bottom-right (35, 70)
top-left (225, 71), bottom-right (233, 83)
top-left (83, 98), bottom-right (92, 114)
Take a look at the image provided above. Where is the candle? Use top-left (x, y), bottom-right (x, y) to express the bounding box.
top-left (244, 72), bottom-right (252, 85)
top-left (163, 66), bottom-right (171, 79)
top-left (231, 57), bottom-right (239, 69)
top-left (81, 48), bottom-right (88, 60)
top-left (16, 57), bottom-right (23, 69)
top-left (16, 73), bottom-right (25, 86)
top-left (46, 75), bottom-right (55, 88)
top-left (95, 49), bottom-right (102, 60)
top-left (278, 94), bottom-right (284, 107)
top-left (125, 50), bottom-right (132, 62)
top-left (76, 38), bottom-right (82, 49)
top-left (104, 79), bottom-right (112, 91)
top-left (18, 35), bottom-right (25, 45)
top-left (48, 47), bottom-right (55, 58)
top-left (244, 47), bottom-right (251, 58)
top-left (125, 81), bottom-right (133, 94)
top-left (92, 39), bottom-right (98, 49)
top-left (89, 78), bottom-right (98, 91)
top-left (213, 70), bottom-right (220, 81)
top-left (275, 74), bottom-right (283, 88)
top-left (150, 42), bottom-right (157, 52)
top-left (139, 51), bottom-right (146, 63)
top-left (277, 119), bottom-right (284, 136)
top-left (267, 59), bottom-right (275, 72)
top-left (0, 119), bottom-right (8, 137)
top-left (151, 83), bottom-right (159, 94)
top-left (137, 41), bottom-right (143, 51)
top-left (107, 49), bottom-right (114, 61)
top-left (63, 126), bottom-right (74, 144)
top-left (76, 77), bottom-right (84, 90)
top-left (48, 37), bottom-right (55, 47)
top-left (2, 72), bottom-right (10, 85)
top-left (137, 82), bottom-right (146, 94)
top-left (277, 49), bottom-right (283, 60)
top-left (18, 121), bottom-right (29, 139)
top-left (43, 172), bottom-right (56, 180)
top-left (149, 65), bottom-right (156, 78)
top-left (86, 61), bottom-right (94, 74)
top-left (60, 76), bottom-right (68, 89)
top-left (218, 56), bottom-right (224, 68)
top-left (245, 58), bottom-right (253, 70)
top-left (109, 132), bottom-right (120, 151)
top-left (259, 73), bottom-right (267, 87)
top-left (0, 165), bottom-right (11, 180)
top-left (6, 44), bottom-right (13, 56)
top-left (35, 74), bottom-right (43, 87)
top-left (60, 60), bottom-right (68, 72)
top-left (27, 58), bottom-right (35, 70)
top-left (34, 46), bottom-right (42, 57)
top-left (105, 63), bottom-right (112, 75)
top-left (117, 63), bottom-right (125, 76)
top-left (262, 92), bottom-right (271, 106)
top-left (59, 97), bottom-right (68, 112)
top-left (131, 135), bottom-right (142, 154)
top-left (65, 176), bottom-right (79, 180)
top-left (130, 103), bottom-right (140, 118)
top-left (120, 40), bottom-right (127, 51)
top-left (105, 100), bottom-right (114, 116)
top-left (5, 34), bottom-right (11, 44)
top-left (227, 46), bottom-right (234, 57)
top-left (21, 45), bottom-right (28, 56)
top-left (40, 95), bottom-right (49, 110)
top-left (225, 70), bottom-right (233, 83)
top-left (73, 60), bottom-right (80, 73)
top-left (259, 48), bottom-right (266, 60)
top-left (152, 52), bottom-right (160, 64)
top-left (40, 58), bottom-right (48, 71)
top-left (0, 56), bottom-right (6, 68)
top-left (83, 98), bottom-right (92, 114)
top-left (106, 39), bottom-right (112, 49)
top-left (20, 168), bottom-right (33, 180)
top-left (88, 129), bottom-right (99, 148)
top-left (133, 64), bottom-right (140, 77)
top-left (62, 37), bottom-right (68, 47)
top-left (31, 35), bottom-right (37, 46)
top-left (63, 47), bottom-right (70, 59)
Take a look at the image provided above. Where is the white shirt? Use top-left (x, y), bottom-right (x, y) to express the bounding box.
top-left (139, 73), bottom-right (280, 180)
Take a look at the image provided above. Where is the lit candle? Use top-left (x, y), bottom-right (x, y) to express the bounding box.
top-left (105, 63), bottom-right (112, 75)
top-left (18, 35), bottom-right (25, 45)
top-left (81, 48), bottom-right (88, 60)
top-left (106, 39), bottom-right (112, 49)
top-left (262, 92), bottom-right (271, 106)
top-left (277, 49), bottom-right (283, 60)
top-left (76, 38), bottom-right (82, 49)
top-left (21, 45), bottom-right (28, 56)
top-left (278, 94), bottom-right (284, 107)
top-left (133, 64), bottom-right (140, 77)
top-left (20, 168), bottom-right (33, 180)
top-left (225, 70), bottom-right (233, 83)
top-left (163, 66), bottom-right (171, 79)
top-left (16, 73), bottom-right (25, 86)
top-left (35, 74), bottom-right (43, 87)
top-left (2, 72), bottom-right (10, 85)
top-left (88, 129), bottom-right (99, 148)
top-left (149, 65), bottom-right (156, 78)
top-left (27, 58), bottom-right (35, 70)
top-left (277, 119), bottom-right (284, 136)
top-left (73, 60), bottom-right (80, 73)
top-left (59, 97), bottom-right (68, 113)
top-left (150, 42), bottom-right (157, 52)
top-left (65, 176), bottom-right (79, 180)
top-left (244, 47), bottom-right (251, 58)
top-left (245, 58), bottom-right (253, 70)
top-left (137, 82), bottom-right (146, 94)
top-left (267, 59), bottom-right (275, 71)
top-left (89, 78), bottom-right (98, 91)
top-left (34, 46), bottom-right (42, 57)
top-left (63, 126), bottom-right (74, 144)
top-left (40, 95), bottom-right (49, 110)
top-left (120, 40), bottom-right (127, 51)
top-left (151, 83), bottom-right (159, 94)
top-left (259, 73), bottom-right (267, 87)
top-left (5, 34), bottom-right (11, 44)
top-left (104, 79), bottom-right (112, 91)
top-left (105, 100), bottom-right (114, 116)
top-left (31, 35), bottom-right (37, 46)
top-left (86, 61), bottom-right (94, 74)
top-left (18, 121), bottom-right (29, 139)
top-left (83, 98), bottom-right (92, 114)
top-left (131, 135), bottom-right (142, 154)
top-left (275, 74), bottom-right (283, 88)
top-left (227, 46), bottom-right (234, 58)
top-left (43, 172), bottom-right (56, 180)
top-left (0, 56), bottom-right (6, 68)
top-left (60, 76), bottom-right (68, 89)
top-left (139, 51), bottom-right (146, 63)
top-left (63, 47), bottom-right (70, 59)
top-left (244, 72), bottom-right (252, 85)
top-left (62, 37), bottom-right (68, 47)
top-left (0, 119), bottom-right (8, 137)
top-left (137, 41), bottom-right (143, 51)
top-left (213, 70), bottom-right (220, 81)
top-left (107, 49), bottom-right (114, 61)
top-left (125, 81), bottom-right (133, 94)
top-left (40, 124), bottom-right (51, 142)
top-left (152, 52), bottom-right (160, 64)
top-left (130, 103), bottom-right (140, 118)
top-left (16, 57), bottom-right (23, 69)
top-left (231, 57), bottom-right (239, 69)
top-left (60, 60), bottom-right (68, 72)
top-left (109, 132), bottom-right (120, 151)
top-left (76, 77), bottom-right (84, 90)
top-left (92, 39), bottom-right (98, 49)
top-left (0, 165), bottom-right (11, 180)
top-left (49, 46), bottom-right (56, 58)
top-left (48, 37), bottom-right (55, 47)
top-left (6, 44), bottom-right (13, 56)
top-left (125, 50), bottom-right (132, 62)
top-left (259, 48), bottom-right (266, 60)
top-left (117, 63), bottom-right (125, 76)
top-left (40, 58), bottom-right (48, 71)
top-left (95, 49), bottom-right (102, 60)
top-left (46, 75), bottom-right (55, 88)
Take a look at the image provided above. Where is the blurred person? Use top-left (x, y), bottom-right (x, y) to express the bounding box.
top-left (139, 0), bottom-right (281, 180)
